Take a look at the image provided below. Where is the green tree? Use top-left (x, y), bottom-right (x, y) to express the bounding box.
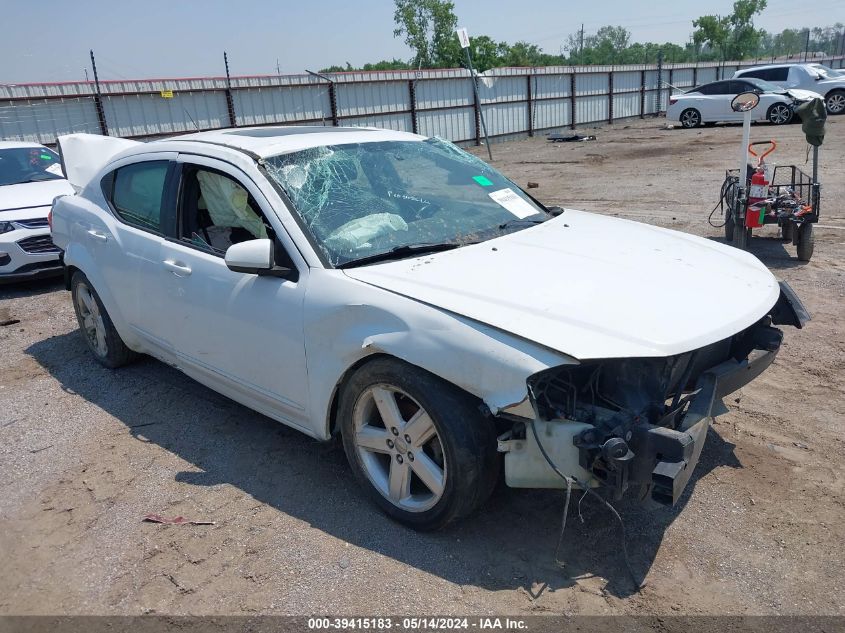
top-left (692, 0), bottom-right (767, 61)
top-left (393, 0), bottom-right (458, 68)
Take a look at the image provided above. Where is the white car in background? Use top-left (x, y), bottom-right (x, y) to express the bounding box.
top-left (0, 142), bottom-right (73, 282)
top-left (667, 78), bottom-right (821, 128)
top-left (734, 63), bottom-right (845, 114)
top-left (50, 127), bottom-right (807, 530)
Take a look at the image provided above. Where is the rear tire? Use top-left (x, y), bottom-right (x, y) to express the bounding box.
top-left (680, 108), bottom-right (702, 128)
top-left (338, 357), bottom-right (499, 531)
top-left (781, 222), bottom-right (794, 242)
top-left (767, 103), bottom-right (793, 125)
top-left (797, 223), bottom-right (814, 262)
top-left (71, 272), bottom-right (137, 368)
top-left (825, 90), bottom-right (845, 115)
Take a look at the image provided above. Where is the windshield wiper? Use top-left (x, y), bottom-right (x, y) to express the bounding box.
top-left (498, 217), bottom-right (547, 230)
top-left (338, 242), bottom-right (466, 269)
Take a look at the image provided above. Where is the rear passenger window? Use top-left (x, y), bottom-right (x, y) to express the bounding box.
top-left (107, 161), bottom-right (169, 232)
top-left (770, 67), bottom-right (789, 81)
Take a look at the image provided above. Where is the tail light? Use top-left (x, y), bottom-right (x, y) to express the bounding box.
top-left (669, 97), bottom-right (678, 105)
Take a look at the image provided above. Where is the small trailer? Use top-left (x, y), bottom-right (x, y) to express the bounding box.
top-left (718, 93), bottom-right (826, 262)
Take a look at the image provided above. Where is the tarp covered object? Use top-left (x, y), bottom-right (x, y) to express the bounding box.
top-left (796, 98), bottom-right (827, 147)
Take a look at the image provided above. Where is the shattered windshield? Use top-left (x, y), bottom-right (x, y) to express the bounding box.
top-left (0, 146), bottom-right (64, 186)
top-left (264, 138), bottom-right (548, 267)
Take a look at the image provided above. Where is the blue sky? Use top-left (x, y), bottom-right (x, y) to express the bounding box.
top-left (2, 0), bottom-right (842, 83)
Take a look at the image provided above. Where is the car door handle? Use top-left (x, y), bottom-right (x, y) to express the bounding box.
top-left (162, 259), bottom-right (192, 276)
top-left (87, 229), bottom-right (109, 243)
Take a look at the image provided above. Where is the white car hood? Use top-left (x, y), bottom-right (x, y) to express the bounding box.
top-left (343, 210), bottom-right (780, 360)
top-left (786, 88), bottom-right (823, 100)
top-left (1, 179), bottom-right (73, 213)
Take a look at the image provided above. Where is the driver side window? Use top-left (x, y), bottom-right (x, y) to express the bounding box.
top-left (178, 166), bottom-right (272, 255)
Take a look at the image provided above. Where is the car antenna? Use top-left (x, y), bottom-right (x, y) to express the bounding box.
top-left (184, 108), bottom-right (200, 131)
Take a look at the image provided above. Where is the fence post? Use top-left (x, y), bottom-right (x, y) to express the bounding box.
top-left (89, 50), bottom-right (109, 136)
top-left (408, 79), bottom-right (418, 135)
top-left (693, 64), bottom-right (698, 88)
top-left (570, 72), bottom-right (577, 130)
top-left (526, 74), bottom-right (534, 137)
top-left (223, 52), bottom-right (237, 127)
top-left (608, 69), bottom-right (614, 124)
top-left (655, 51), bottom-right (663, 114)
top-left (328, 82), bottom-right (339, 127)
top-left (471, 74), bottom-right (481, 146)
top-left (640, 69), bottom-right (646, 118)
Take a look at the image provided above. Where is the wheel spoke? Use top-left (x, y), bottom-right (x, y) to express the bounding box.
top-left (355, 426), bottom-right (392, 454)
top-left (404, 409), bottom-right (436, 448)
top-left (78, 288), bottom-right (95, 315)
top-left (410, 451), bottom-right (445, 496)
top-left (371, 386), bottom-right (404, 430)
top-left (388, 459), bottom-right (411, 502)
top-left (94, 318), bottom-right (107, 354)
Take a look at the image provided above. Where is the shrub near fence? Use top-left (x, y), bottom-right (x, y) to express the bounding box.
top-left (1, 57), bottom-right (843, 147)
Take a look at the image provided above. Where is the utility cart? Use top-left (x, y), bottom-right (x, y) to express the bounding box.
top-left (722, 142), bottom-right (820, 261)
top-left (717, 92), bottom-right (826, 262)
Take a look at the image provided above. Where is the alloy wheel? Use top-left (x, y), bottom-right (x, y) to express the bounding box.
top-left (681, 110), bottom-right (700, 128)
top-left (75, 282), bottom-right (108, 357)
top-left (352, 384), bottom-right (446, 512)
top-left (827, 92), bottom-right (845, 114)
top-left (769, 104), bottom-right (791, 124)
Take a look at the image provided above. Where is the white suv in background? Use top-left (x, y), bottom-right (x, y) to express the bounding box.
top-left (0, 142), bottom-right (73, 283)
top-left (734, 63), bottom-right (845, 114)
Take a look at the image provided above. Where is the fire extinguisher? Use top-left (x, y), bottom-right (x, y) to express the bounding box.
top-left (745, 140), bottom-right (776, 229)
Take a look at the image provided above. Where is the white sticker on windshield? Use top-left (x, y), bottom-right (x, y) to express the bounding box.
top-left (488, 188), bottom-right (537, 219)
top-left (45, 163), bottom-right (64, 176)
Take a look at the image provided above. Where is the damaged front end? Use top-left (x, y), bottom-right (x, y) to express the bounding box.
top-left (499, 282), bottom-right (809, 506)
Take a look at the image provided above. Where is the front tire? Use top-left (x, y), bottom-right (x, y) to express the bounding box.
top-left (825, 90), bottom-right (845, 115)
top-left (71, 272), bottom-right (137, 368)
top-left (680, 108), bottom-right (702, 128)
top-left (338, 357), bottom-right (499, 531)
top-left (767, 103), bottom-right (793, 125)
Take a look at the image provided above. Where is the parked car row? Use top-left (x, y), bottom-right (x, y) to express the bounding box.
top-left (667, 62), bottom-right (844, 128)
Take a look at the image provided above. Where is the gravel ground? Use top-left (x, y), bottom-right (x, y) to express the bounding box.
top-left (1, 115), bottom-right (844, 616)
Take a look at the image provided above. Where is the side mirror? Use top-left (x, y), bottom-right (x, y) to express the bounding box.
top-left (731, 91), bottom-right (760, 112)
top-left (225, 238), bottom-right (296, 280)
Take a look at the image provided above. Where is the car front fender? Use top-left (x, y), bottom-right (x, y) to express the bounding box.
top-left (303, 269), bottom-right (576, 440)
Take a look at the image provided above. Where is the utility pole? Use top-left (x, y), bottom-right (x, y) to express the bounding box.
top-left (89, 49), bottom-right (108, 136)
top-left (804, 28), bottom-right (810, 62)
top-left (579, 24), bottom-right (585, 65)
top-left (276, 58), bottom-right (281, 77)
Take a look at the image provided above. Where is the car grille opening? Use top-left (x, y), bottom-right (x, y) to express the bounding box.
top-left (17, 234), bottom-right (60, 254)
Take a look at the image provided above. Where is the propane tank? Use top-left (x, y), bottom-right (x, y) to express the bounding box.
top-left (745, 166), bottom-right (769, 228)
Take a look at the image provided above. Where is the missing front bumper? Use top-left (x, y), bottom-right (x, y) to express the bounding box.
top-left (502, 281), bottom-right (807, 505)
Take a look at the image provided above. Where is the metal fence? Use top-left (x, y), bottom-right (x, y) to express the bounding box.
top-left (2, 57), bottom-right (843, 147)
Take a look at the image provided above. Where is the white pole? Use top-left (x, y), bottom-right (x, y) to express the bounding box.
top-left (739, 110), bottom-right (753, 178)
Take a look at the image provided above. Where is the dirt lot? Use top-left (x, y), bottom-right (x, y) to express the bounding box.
top-left (1, 116), bottom-right (844, 616)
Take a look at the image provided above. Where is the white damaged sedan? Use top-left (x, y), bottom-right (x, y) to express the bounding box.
top-left (50, 127), bottom-right (808, 529)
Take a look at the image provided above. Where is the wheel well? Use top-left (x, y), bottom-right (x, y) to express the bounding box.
top-left (324, 353), bottom-right (486, 439)
top-left (64, 265), bottom-right (80, 291)
top-left (326, 353), bottom-right (391, 438)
